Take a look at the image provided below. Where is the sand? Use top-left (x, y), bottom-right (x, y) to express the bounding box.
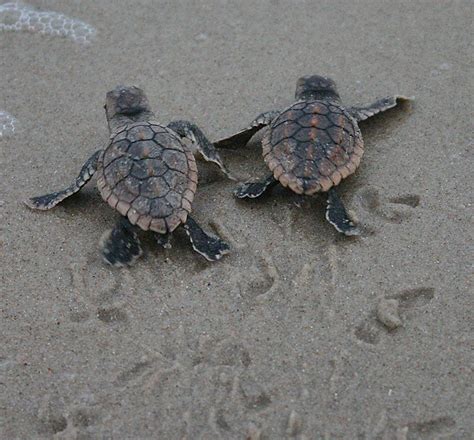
top-left (1, 0), bottom-right (472, 438)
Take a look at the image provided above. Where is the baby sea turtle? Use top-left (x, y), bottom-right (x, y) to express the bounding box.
top-left (215, 75), bottom-right (410, 235)
top-left (26, 85), bottom-right (233, 266)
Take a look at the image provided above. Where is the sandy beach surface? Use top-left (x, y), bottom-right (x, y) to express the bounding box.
top-left (1, 1), bottom-right (472, 438)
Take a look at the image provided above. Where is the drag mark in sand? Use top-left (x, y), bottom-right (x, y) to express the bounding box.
top-left (0, 110), bottom-right (16, 138)
top-left (354, 287), bottom-right (435, 344)
top-left (209, 219), bottom-right (242, 250)
top-left (37, 393), bottom-right (101, 437)
top-left (113, 330), bottom-right (266, 436)
top-left (37, 394), bottom-right (68, 435)
top-left (405, 416), bottom-right (456, 439)
top-left (356, 187), bottom-right (421, 228)
top-left (238, 374), bottom-right (272, 411)
top-left (246, 422), bottom-right (263, 440)
top-left (96, 306), bottom-right (128, 324)
top-left (389, 194), bottom-right (421, 208)
top-left (391, 287), bottom-right (435, 310)
top-left (0, 2), bottom-right (96, 44)
top-left (206, 407), bottom-right (222, 438)
top-left (254, 251), bottom-right (281, 303)
top-left (215, 408), bottom-right (231, 432)
top-left (286, 409), bottom-right (303, 437)
top-left (354, 319), bottom-right (381, 345)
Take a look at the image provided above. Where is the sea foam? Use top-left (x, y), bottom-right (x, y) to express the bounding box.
top-left (0, 2), bottom-right (96, 44)
top-left (0, 110), bottom-right (17, 138)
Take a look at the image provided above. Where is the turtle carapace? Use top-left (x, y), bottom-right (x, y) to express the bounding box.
top-left (26, 86), bottom-right (233, 265)
top-left (215, 75), bottom-right (410, 235)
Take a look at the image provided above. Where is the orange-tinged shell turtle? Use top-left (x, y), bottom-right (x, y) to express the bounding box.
top-left (26, 86), bottom-right (233, 265)
top-left (215, 75), bottom-right (410, 235)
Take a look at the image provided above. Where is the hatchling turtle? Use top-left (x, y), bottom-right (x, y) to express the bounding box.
top-left (26, 85), bottom-right (233, 266)
top-left (215, 75), bottom-right (410, 235)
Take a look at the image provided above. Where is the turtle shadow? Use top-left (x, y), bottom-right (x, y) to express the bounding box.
top-left (195, 161), bottom-right (235, 187)
top-left (30, 183), bottom-right (233, 274)
top-left (356, 99), bottom-right (413, 141)
top-left (36, 185), bottom-right (111, 221)
top-left (221, 133), bottom-right (269, 182)
top-left (141, 227), bottom-right (219, 275)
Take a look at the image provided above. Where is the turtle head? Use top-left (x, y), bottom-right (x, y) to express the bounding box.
top-left (105, 85), bottom-right (153, 131)
top-left (295, 75), bottom-right (340, 101)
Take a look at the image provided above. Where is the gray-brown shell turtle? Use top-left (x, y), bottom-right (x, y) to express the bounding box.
top-left (214, 75), bottom-right (410, 236)
top-left (26, 86), bottom-right (232, 266)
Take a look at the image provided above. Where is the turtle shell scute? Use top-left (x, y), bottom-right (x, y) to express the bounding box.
top-left (140, 176), bottom-right (169, 198)
top-left (127, 125), bottom-right (155, 142)
top-left (270, 122), bottom-right (300, 144)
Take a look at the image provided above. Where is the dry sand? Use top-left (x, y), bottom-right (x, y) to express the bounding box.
top-left (1, 0), bottom-right (472, 438)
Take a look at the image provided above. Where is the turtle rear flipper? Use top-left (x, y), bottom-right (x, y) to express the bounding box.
top-left (183, 216), bottom-right (229, 261)
top-left (234, 175), bottom-right (277, 199)
top-left (325, 189), bottom-right (360, 236)
top-left (213, 110), bottom-right (280, 149)
top-left (348, 95), bottom-right (411, 122)
top-left (100, 218), bottom-right (143, 267)
top-left (25, 150), bottom-right (102, 210)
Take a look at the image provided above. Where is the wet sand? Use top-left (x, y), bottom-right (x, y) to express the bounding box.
top-left (1, 1), bottom-right (472, 438)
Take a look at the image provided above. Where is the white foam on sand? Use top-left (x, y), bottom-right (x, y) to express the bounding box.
top-left (0, 2), bottom-right (96, 44)
top-left (0, 110), bottom-right (16, 138)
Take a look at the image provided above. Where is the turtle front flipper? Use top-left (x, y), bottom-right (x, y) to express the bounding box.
top-left (183, 216), bottom-right (229, 261)
top-left (25, 150), bottom-right (102, 210)
top-left (100, 217), bottom-right (143, 267)
top-left (325, 188), bottom-right (360, 236)
top-left (234, 175), bottom-right (278, 199)
top-left (167, 120), bottom-right (235, 180)
top-left (213, 110), bottom-right (280, 149)
top-left (347, 95), bottom-right (411, 122)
